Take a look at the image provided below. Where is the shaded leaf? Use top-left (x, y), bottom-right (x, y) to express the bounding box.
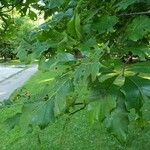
top-left (116, 0), bottom-right (137, 10)
top-left (20, 100), bottom-right (55, 130)
top-left (4, 113), bottom-right (21, 130)
top-left (104, 108), bottom-right (129, 142)
top-left (88, 95), bottom-right (116, 123)
top-left (127, 62), bottom-right (150, 74)
top-left (46, 0), bottom-right (64, 9)
top-left (74, 62), bottom-right (100, 84)
top-left (125, 16), bottom-right (150, 41)
top-left (122, 76), bottom-right (150, 110)
top-left (28, 10), bottom-right (37, 20)
top-left (94, 15), bottom-right (118, 34)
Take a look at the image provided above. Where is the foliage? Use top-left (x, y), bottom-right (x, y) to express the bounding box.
top-left (1, 0), bottom-right (150, 143)
top-left (0, 5), bottom-right (35, 61)
top-left (1, 70), bottom-right (150, 149)
top-left (0, 42), bottom-right (15, 61)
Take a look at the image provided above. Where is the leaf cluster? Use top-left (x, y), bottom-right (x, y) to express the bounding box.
top-left (1, 0), bottom-right (150, 142)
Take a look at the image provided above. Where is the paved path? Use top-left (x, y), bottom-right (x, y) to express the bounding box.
top-left (0, 65), bottom-right (38, 101)
top-left (0, 65), bottom-right (24, 82)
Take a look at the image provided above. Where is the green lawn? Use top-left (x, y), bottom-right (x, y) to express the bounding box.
top-left (0, 70), bottom-right (150, 150)
top-left (0, 59), bottom-right (39, 66)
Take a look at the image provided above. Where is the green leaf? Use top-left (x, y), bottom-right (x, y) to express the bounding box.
top-left (126, 62), bottom-right (150, 74)
top-left (20, 100), bottom-right (55, 130)
top-left (122, 76), bottom-right (150, 110)
top-left (114, 75), bottom-right (125, 87)
top-left (28, 10), bottom-right (37, 20)
top-left (88, 95), bottom-right (116, 123)
top-left (46, 0), bottom-right (64, 9)
top-left (79, 38), bottom-right (97, 51)
top-left (94, 15), bottom-right (118, 34)
top-left (104, 108), bottom-right (129, 142)
top-left (4, 113), bottom-right (21, 130)
top-left (116, 0), bottom-right (137, 10)
top-left (67, 11), bottom-right (82, 39)
top-left (124, 45), bottom-right (150, 61)
top-left (141, 98), bottom-right (150, 121)
top-left (53, 76), bottom-right (74, 115)
top-left (56, 53), bottom-right (75, 63)
top-left (125, 16), bottom-right (150, 41)
top-left (99, 73), bottom-right (118, 83)
top-left (32, 42), bottom-right (49, 59)
top-left (74, 62), bottom-right (100, 84)
top-left (83, 9), bottom-right (99, 23)
top-left (104, 92), bottom-right (129, 142)
top-left (38, 52), bottom-right (75, 71)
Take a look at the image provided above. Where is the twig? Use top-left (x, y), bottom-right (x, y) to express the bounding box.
top-left (37, 132), bottom-right (42, 144)
top-left (69, 104), bottom-right (86, 116)
top-left (74, 102), bottom-right (84, 105)
top-left (118, 10), bottom-right (150, 16)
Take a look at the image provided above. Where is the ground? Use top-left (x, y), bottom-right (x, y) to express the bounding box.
top-left (0, 65), bottom-right (38, 101)
top-left (0, 68), bottom-right (150, 150)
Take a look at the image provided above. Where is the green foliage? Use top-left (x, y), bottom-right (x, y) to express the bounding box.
top-left (1, 0), bottom-right (150, 144)
top-left (122, 76), bottom-right (150, 110)
top-left (0, 16), bottom-right (34, 61)
top-left (116, 0), bottom-right (137, 10)
top-left (125, 16), bottom-right (150, 41)
top-left (19, 100), bottom-right (55, 130)
top-left (94, 15), bottom-right (118, 34)
top-left (88, 95), bottom-right (116, 123)
top-left (67, 11), bottom-right (82, 39)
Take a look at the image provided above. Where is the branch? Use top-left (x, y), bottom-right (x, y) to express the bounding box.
top-left (74, 102), bottom-right (84, 105)
top-left (118, 10), bottom-right (150, 17)
top-left (69, 104), bottom-right (86, 116)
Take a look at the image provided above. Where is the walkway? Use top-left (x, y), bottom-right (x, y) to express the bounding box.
top-left (0, 65), bottom-right (38, 101)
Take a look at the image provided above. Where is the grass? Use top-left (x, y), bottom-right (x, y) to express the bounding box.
top-left (0, 70), bottom-right (150, 150)
top-left (0, 59), bottom-right (23, 65)
top-left (10, 71), bottom-right (55, 101)
top-left (0, 59), bottom-right (39, 66)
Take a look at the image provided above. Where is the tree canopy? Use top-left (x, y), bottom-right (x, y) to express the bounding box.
top-left (1, 0), bottom-right (150, 142)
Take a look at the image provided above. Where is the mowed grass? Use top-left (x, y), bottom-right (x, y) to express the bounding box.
top-left (0, 70), bottom-right (150, 150)
top-left (0, 59), bottom-right (39, 66)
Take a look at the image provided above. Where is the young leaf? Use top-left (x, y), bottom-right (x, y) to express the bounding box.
top-left (67, 11), bottom-right (82, 39)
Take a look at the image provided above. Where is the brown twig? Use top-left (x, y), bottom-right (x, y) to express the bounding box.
top-left (118, 10), bottom-right (150, 17)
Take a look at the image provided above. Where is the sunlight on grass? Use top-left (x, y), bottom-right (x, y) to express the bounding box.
top-left (38, 78), bottom-right (54, 84)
